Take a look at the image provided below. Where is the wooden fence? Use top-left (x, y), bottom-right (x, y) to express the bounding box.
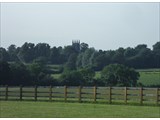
top-left (0, 85), bottom-right (159, 105)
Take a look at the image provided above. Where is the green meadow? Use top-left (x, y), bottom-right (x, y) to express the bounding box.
top-left (137, 69), bottom-right (160, 86)
top-left (0, 101), bottom-right (159, 118)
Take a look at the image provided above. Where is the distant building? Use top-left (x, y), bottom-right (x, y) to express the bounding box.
top-left (72, 40), bottom-right (80, 52)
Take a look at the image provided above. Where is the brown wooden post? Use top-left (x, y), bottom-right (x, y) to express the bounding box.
top-left (109, 87), bottom-right (112, 104)
top-left (156, 88), bottom-right (159, 105)
top-left (64, 85), bottom-right (67, 102)
top-left (124, 87), bottom-right (127, 104)
top-left (49, 85), bottom-right (52, 101)
top-left (140, 87), bottom-right (143, 104)
top-left (78, 86), bottom-right (81, 103)
top-left (20, 85), bottom-right (22, 101)
top-left (35, 85), bottom-right (37, 101)
top-left (5, 85), bottom-right (8, 100)
top-left (93, 86), bottom-right (97, 102)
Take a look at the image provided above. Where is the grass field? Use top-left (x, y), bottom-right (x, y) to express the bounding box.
top-left (0, 101), bottom-right (159, 118)
top-left (138, 70), bottom-right (160, 86)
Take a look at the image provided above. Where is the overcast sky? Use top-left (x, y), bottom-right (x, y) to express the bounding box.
top-left (1, 3), bottom-right (159, 50)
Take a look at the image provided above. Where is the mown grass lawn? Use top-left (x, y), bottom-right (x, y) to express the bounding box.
top-left (0, 101), bottom-right (159, 118)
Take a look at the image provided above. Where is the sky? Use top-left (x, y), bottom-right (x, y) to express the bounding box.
top-left (1, 3), bottom-right (159, 50)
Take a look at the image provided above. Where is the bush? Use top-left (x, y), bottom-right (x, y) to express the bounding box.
top-left (101, 64), bottom-right (140, 87)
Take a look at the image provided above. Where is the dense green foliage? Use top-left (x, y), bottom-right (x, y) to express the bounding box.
top-left (0, 61), bottom-right (142, 87)
top-left (1, 41), bottom-right (160, 69)
top-left (0, 61), bottom-right (57, 86)
top-left (0, 101), bottom-right (159, 118)
top-left (101, 64), bottom-right (139, 87)
top-left (0, 41), bottom-right (159, 86)
top-left (60, 68), bottom-right (96, 86)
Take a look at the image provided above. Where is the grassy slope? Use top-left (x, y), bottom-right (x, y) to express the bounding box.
top-left (0, 101), bottom-right (159, 118)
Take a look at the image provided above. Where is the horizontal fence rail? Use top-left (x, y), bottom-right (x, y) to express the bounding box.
top-left (0, 85), bottom-right (159, 105)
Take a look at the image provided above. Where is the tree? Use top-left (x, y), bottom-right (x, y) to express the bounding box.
top-left (124, 47), bottom-right (136, 58)
top-left (62, 45), bottom-right (77, 62)
top-left (76, 53), bottom-right (83, 69)
top-left (152, 42), bottom-right (160, 68)
top-left (10, 62), bottom-right (32, 85)
top-left (92, 50), bottom-right (109, 71)
top-left (136, 48), bottom-right (153, 68)
top-left (50, 47), bottom-right (60, 64)
top-left (18, 42), bottom-right (35, 63)
top-left (60, 70), bottom-right (84, 86)
top-left (105, 50), bottom-right (115, 64)
top-left (80, 42), bottom-right (89, 52)
top-left (112, 48), bottom-right (125, 64)
top-left (81, 48), bottom-right (96, 68)
top-left (0, 61), bottom-right (11, 85)
top-left (101, 64), bottom-right (139, 87)
top-left (34, 43), bottom-right (50, 60)
top-left (135, 44), bottom-right (147, 51)
top-left (153, 42), bottom-right (160, 50)
top-left (7, 45), bottom-right (19, 61)
top-left (28, 62), bottom-right (45, 85)
top-left (78, 68), bottom-right (95, 85)
top-left (65, 53), bottom-right (77, 70)
top-left (0, 48), bottom-right (10, 61)
top-left (28, 60), bottom-right (56, 85)
top-left (75, 47), bottom-right (95, 69)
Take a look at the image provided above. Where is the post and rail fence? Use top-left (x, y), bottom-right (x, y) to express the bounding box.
top-left (0, 85), bottom-right (159, 105)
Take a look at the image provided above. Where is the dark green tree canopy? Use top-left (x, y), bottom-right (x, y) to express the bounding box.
top-left (0, 61), bottom-right (11, 85)
top-left (101, 64), bottom-right (140, 87)
top-left (1, 41), bottom-right (159, 69)
top-left (0, 48), bottom-right (10, 61)
top-left (1, 41), bottom-right (159, 86)
top-left (60, 70), bottom-right (84, 86)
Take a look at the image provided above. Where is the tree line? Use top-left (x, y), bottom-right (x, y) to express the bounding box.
top-left (1, 41), bottom-right (160, 70)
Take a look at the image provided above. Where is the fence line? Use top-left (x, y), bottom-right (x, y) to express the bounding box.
top-left (5, 85), bottom-right (8, 100)
top-left (78, 86), bottom-right (81, 103)
top-left (49, 85), bottom-right (52, 101)
top-left (124, 87), bottom-right (127, 104)
top-left (20, 85), bottom-right (22, 101)
top-left (0, 85), bottom-right (159, 105)
top-left (109, 87), bottom-right (111, 104)
top-left (34, 86), bottom-right (37, 101)
top-left (93, 86), bottom-right (96, 102)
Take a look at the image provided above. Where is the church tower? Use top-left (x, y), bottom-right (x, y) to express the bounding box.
top-left (72, 40), bottom-right (80, 52)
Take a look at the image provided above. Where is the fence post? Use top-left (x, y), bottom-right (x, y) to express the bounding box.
top-left (124, 87), bottom-right (127, 104)
top-left (93, 86), bottom-right (97, 103)
top-left (64, 85), bottom-right (67, 102)
top-left (49, 85), bottom-right (52, 101)
top-left (20, 85), bottom-right (22, 101)
top-left (156, 88), bottom-right (159, 105)
top-left (5, 85), bottom-right (8, 100)
top-left (78, 86), bottom-right (81, 103)
top-left (35, 85), bottom-right (37, 101)
top-left (140, 87), bottom-right (143, 105)
top-left (109, 87), bottom-right (112, 104)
